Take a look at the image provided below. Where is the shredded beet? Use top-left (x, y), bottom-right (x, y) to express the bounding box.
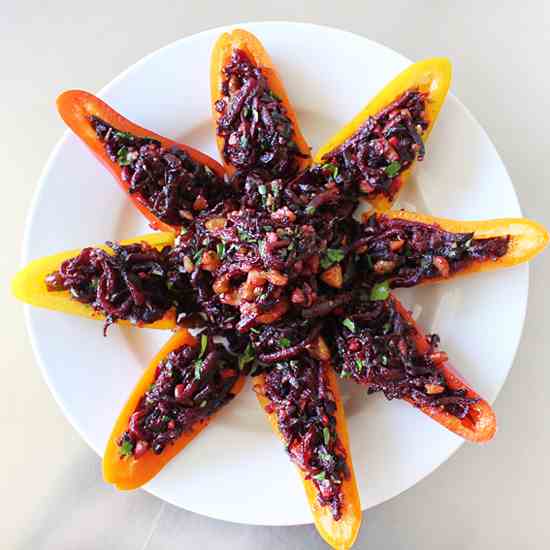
top-left (259, 354), bottom-right (349, 520)
top-left (44, 241), bottom-right (197, 332)
top-left (169, 168), bottom-right (359, 332)
top-left (321, 89), bottom-right (428, 200)
top-left (330, 296), bottom-right (478, 419)
top-left (91, 117), bottom-right (229, 226)
top-left (355, 213), bottom-right (510, 287)
top-left (117, 335), bottom-right (240, 458)
top-left (215, 49), bottom-right (308, 178)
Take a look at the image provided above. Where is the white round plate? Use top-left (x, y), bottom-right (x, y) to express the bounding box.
top-left (23, 22), bottom-right (526, 525)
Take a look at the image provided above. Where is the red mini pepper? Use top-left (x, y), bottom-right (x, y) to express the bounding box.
top-left (57, 90), bottom-right (225, 233)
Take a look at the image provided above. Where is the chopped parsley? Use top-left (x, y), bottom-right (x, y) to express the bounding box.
top-left (320, 248), bottom-right (346, 270)
top-left (342, 318), bottom-right (356, 333)
top-left (385, 160), bottom-right (401, 178)
top-left (279, 337), bottom-right (291, 348)
top-left (322, 162), bottom-right (339, 178)
top-left (370, 280), bottom-right (390, 301)
top-left (237, 228), bottom-right (256, 243)
top-left (118, 440), bottom-right (134, 457)
top-left (114, 130), bottom-right (134, 140)
top-left (238, 343), bottom-right (255, 371)
top-left (116, 146), bottom-right (131, 166)
top-left (199, 333), bottom-right (208, 358)
top-left (323, 427), bottom-right (331, 446)
top-left (194, 359), bottom-right (204, 380)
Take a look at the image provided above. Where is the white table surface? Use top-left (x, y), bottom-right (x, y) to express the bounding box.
top-left (2, 2), bottom-right (549, 548)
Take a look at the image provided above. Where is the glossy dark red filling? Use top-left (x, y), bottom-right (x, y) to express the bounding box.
top-left (321, 89), bottom-right (428, 199)
top-left (171, 171), bottom-right (359, 332)
top-left (91, 117), bottom-right (227, 226)
top-left (117, 336), bottom-right (239, 458)
top-left (331, 298), bottom-right (478, 419)
top-left (259, 354), bottom-right (349, 520)
top-left (354, 213), bottom-right (510, 287)
top-left (44, 241), bottom-right (197, 332)
top-left (215, 49), bottom-right (307, 178)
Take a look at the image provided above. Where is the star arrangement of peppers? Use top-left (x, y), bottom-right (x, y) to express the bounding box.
top-left (12, 29), bottom-right (549, 549)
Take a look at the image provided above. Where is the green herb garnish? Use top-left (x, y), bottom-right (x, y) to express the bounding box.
top-left (114, 130), bottom-right (134, 140)
top-left (313, 472), bottom-right (326, 481)
top-left (323, 427), bottom-right (331, 446)
top-left (305, 205), bottom-right (316, 216)
top-left (279, 337), bottom-right (291, 348)
top-left (238, 343), bottom-right (255, 371)
top-left (116, 146), bottom-right (131, 166)
top-left (237, 229), bottom-right (256, 243)
top-left (322, 162), bottom-right (339, 178)
top-left (216, 242), bottom-right (226, 260)
top-left (119, 440), bottom-right (134, 457)
top-left (355, 359), bottom-right (364, 372)
top-left (385, 160), bottom-right (401, 178)
top-left (370, 280), bottom-right (390, 301)
top-left (342, 318), bottom-right (356, 333)
top-left (199, 333), bottom-right (208, 358)
top-left (320, 248), bottom-right (346, 269)
top-left (194, 359), bottom-right (204, 380)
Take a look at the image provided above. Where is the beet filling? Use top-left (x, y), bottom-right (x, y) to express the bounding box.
top-left (259, 354), bottom-right (349, 520)
top-left (215, 48), bottom-right (308, 179)
top-left (331, 297), bottom-right (478, 419)
top-left (170, 168), bottom-right (360, 333)
top-left (321, 88), bottom-right (429, 200)
top-left (117, 335), bottom-right (240, 458)
top-left (91, 116), bottom-right (228, 226)
top-left (45, 241), bottom-right (198, 332)
top-left (354, 213), bottom-right (510, 287)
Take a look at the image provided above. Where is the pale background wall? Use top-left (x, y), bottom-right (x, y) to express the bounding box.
top-left (1, 2), bottom-right (549, 548)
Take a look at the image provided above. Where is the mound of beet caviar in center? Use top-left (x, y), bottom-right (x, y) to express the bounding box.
top-left (118, 335), bottom-right (240, 458)
top-left (169, 167), bottom-right (361, 332)
top-left (91, 117), bottom-right (227, 226)
top-left (331, 296), bottom-right (478, 419)
top-left (321, 89), bottom-right (429, 199)
top-left (259, 354), bottom-right (349, 520)
top-left (215, 49), bottom-right (308, 178)
top-left (354, 213), bottom-right (510, 287)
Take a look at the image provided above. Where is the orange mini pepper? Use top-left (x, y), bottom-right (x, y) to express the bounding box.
top-left (255, 359), bottom-right (362, 550)
top-left (315, 58), bottom-right (452, 210)
top-left (11, 232), bottom-right (176, 329)
top-left (210, 28), bottom-right (311, 175)
top-left (391, 296), bottom-right (496, 442)
top-left (103, 328), bottom-right (246, 489)
top-left (57, 90), bottom-right (225, 232)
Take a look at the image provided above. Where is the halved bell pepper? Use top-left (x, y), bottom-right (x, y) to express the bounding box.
top-left (255, 359), bottom-right (362, 550)
top-left (11, 232), bottom-right (176, 329)
top-left (57, 90), bottom-right (225, 232)
top-left (391, 296), bottom-right (496, 442)
top-left (379, 210), bottom-right (549, 281)
top-left (103, 328), bottom-right (246, 489)
top-left (314, 58), bottom-right (452, 210)
top-left (210, 28), bottom-right (311, 175)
